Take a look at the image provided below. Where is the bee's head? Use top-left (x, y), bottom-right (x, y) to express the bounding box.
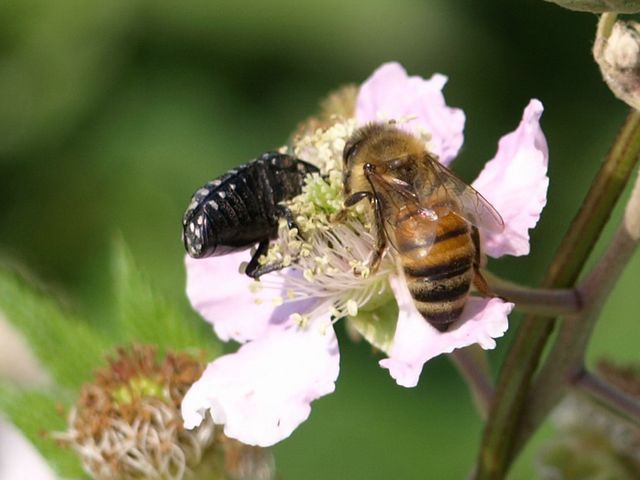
top-left (343, 123), bottom-right (403, 195)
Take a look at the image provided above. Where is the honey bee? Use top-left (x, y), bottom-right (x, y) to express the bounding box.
top-left (342, 123), bottom-right (504, 331)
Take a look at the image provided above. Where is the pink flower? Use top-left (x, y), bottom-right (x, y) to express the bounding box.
top-left (181, 62), bottom-right (549, 446)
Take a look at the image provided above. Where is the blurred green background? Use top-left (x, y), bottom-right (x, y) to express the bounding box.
top-left (1, 0), bottom-right (639, 478)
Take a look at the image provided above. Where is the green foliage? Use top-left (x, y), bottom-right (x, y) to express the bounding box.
top-left (110, 238), bottom-right (219, 356)
top-left (0, 267), bottom-right (109, 390)
top-left (0, 240), bottom-right (218, 391)
top-left (348, 300), bottom-right (398, 354)
top-left (0, 0), bottom-right (134, 157)
top-left (0, 240), bottom-right (221, 475)
top-left (0, 384), bottom-right (87, 479)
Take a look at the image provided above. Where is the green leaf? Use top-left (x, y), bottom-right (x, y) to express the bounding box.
top-left (0, 267), bottom-right (109, 389)
top-left (543, 0), bottom-right (640, 12)
top-left (347, 300), bottom-right (398, 354)
top-left (0, 383), bottom-right (87, 479)
top-left (110, 238), bottom-right (219, 356)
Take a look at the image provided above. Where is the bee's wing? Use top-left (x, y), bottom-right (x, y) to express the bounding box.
top-left (416, 153), bottom-right (505, 233)
top-left (365, 167), bottom-right (438, 253)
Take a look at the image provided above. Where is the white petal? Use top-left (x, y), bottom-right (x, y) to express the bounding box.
top-left (0, 419), bottom-right (56, 480)
top-left (355, 62), bottom-right (465, 166)
top-left (472, 99), bottom-right (549, 257)
top-left (181, 320), bottom-right (340, 447)
top-left (185, 253), bottom-right (314, 343)
top-left (379, 275), bottom-right (513, 388)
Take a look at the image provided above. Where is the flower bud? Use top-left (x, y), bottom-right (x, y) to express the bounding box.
top-left (220, 438), bottom-right (276, 480)
top-left (595, 19), bottom-right (640, 110)
top-left (536, 361), bottom-right (640, 479)
top-left (545, 0), bottom-right (640, 13)
top-left (293, 84), bottom-right (358, 139)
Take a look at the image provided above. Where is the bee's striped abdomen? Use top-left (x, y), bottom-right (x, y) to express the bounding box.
top-left (398, 213), bottom-right (475, 332)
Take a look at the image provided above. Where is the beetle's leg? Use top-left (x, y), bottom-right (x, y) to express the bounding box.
top-left (274, 204), bottom-right (299, 232)
top-left (244, 240), bottom-right (273, 279)
top-left (245, 206), bottom-right (305, 279)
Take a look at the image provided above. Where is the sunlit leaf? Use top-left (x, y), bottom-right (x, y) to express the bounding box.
top-left (0, 383), bottom-right (86, 479)
top-left (348, 300), bottom-right (398, 354)
top-left (0, 268), bottom-right (108, 389)
top-left (110, 237), bottom-right (219, 355)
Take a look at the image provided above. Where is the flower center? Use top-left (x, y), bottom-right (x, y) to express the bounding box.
top-left (252, 119), bottom-right (397, 326)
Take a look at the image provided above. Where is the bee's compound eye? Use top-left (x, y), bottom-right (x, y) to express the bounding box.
top-left (343, 140), bottom-right (360, 164)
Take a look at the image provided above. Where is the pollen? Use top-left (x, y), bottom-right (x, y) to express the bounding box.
top-left (293, 119), bottom-right (357, 174)
top-left (250, 119), bottom-right (396, 324)
top-left (291, 313), bottom-right (306, 326)
top-left (346, 300), bottom-right (359, 317)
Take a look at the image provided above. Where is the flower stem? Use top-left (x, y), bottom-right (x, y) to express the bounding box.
top-left (475, 109), bottom-right (640, 480)
top-left (450, 347), bottom-right (494, 420)
top-left (513, 165), bottom-right (640, 448)
top-left (573, 369), bottom-right (640, 426)
top-left (483, 271), bottom-right (581, 316)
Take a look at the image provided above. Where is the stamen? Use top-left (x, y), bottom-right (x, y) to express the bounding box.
top-left (246, 119), bottom-right (401, 331)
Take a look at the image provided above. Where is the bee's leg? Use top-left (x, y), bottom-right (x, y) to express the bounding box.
top-left (360, 167), bottom-right (390, 273)
top-left (473, 268), bottom-right (494, 297)
top-left (470, 227), bottom-right (497, 297)
top-left (332, 209), bottom-right (348, 223)
top-left (333, 191), bottom-right (370, 223)
top-left (336, 190), bottom-right (386, 273)
top-left (344, 191), bottom-right (371, 207)
top-left (368, 194), bottom-right (387, 273)
top-left (244, 240), bottom-right (276, 279)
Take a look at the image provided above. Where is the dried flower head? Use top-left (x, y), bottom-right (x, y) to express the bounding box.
top-left (56, 345), bottom-right (215, 480)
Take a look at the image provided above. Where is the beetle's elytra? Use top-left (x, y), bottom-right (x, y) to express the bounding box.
top-left (182, 152), bottom-right (319, 277)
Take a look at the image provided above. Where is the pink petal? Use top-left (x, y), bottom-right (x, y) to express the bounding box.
top-left (355, 62), bottom-right (465, 166)
top-left (379, 275), bottom-right (513, 388)
top-left (185, 253), bottom-right (313, 343)
top-left (472, 99), bottom-right (549, 257)
top-left (181, 321), bottom-right (340, 447)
